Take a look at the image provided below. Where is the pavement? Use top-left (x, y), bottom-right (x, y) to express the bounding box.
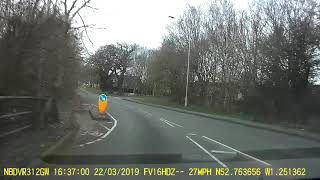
top-left (0, 99), bottom-right (74, 167)
top-left (23, 89), bottom-right (320, 180)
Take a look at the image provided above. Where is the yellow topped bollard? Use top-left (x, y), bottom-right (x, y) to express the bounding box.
top-left (98, 94), bottom-right (108, 114)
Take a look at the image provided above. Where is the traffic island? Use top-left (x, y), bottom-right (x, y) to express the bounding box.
top-left (88, 105), bottom-right (112, 122)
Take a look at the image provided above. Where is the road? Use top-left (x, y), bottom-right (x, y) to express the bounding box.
top-left (36, 89), bottom-right (320, 179)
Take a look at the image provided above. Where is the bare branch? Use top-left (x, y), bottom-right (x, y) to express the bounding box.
top-left (67, 0), bottom-right (78, 15)
top-left (72, 24), bottom-right (94, 29)
top-left (63, 0), bottom-right (68, 17)
top-left (70, 0), bottom-right (91, 20)
top-left (77, 12), bottom-right (94, 47)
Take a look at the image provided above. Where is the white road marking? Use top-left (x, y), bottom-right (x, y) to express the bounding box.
top-left (98, 122), bottom-right (110, 130)
top-left (202, 136), bottom-right (272, 167)
top-left (160, 118), bottom-right (183, 128)
top-left (88, 131), bottom-right (104, 137)
top-left (165, 119), bottom-right (183, 127)
top-left (187, 133), bottom-right (197, 136)
top-left (101, 112), bottom-right (118, 139)
top-left (78, 105), bottom-right (118, 146)
top-left (186, 136), bottom-right (227, 168)
top-left (160, 118), bottom-right (174, 127)
top-left (210, 150), bottom-right (237, 155)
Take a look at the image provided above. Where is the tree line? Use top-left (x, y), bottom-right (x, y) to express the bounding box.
top-left (83, 0), bottom-right (320, 122)
top-left (138, 0), bottom-right (320, 122)
top-left (0, 0), bottom-right (91, 99)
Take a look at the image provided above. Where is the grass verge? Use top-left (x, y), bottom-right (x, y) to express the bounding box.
top-left (131, 96), bottom-right (254, 121)
top-left (131, 96), bottom-right (320, 134)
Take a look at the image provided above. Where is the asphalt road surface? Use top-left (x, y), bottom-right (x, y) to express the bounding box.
top-left (30, 89), bottom-right (320, 179)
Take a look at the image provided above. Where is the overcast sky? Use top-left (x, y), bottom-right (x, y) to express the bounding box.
top-left (76, 0), bottom-right (251, 54)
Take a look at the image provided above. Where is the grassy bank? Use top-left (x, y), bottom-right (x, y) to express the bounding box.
top-left (131, 96), bottom-right (320, 133)
top-left (131, 96), bottom-right (254, 121)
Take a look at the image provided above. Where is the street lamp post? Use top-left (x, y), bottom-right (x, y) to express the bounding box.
top-left (168, 16), bottom-right (191, 107)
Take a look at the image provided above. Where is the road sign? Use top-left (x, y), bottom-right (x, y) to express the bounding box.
top-left (98, 94), bottom-right (108, 114)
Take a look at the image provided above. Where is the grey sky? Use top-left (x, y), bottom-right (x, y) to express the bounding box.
top-left (76, 0), bottom-right (251, 53)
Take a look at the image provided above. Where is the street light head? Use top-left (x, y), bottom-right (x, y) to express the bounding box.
top-left (168, 16), bottom-right (176, 19)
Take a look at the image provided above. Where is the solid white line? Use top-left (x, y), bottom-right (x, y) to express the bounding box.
top-left (202, 136), bottom-right (272, 167)
top-left (186, 136), bottom-right (227, 168)
top-left (160, 118), bottom-right (174, 127)
top-left (102, 112), bottom-right (118, 139)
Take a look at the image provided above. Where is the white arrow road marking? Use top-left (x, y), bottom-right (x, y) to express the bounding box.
top-left (186, 136), bottom-right (227, 168)
top-left (202, 136), bottom-right (272, 167)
